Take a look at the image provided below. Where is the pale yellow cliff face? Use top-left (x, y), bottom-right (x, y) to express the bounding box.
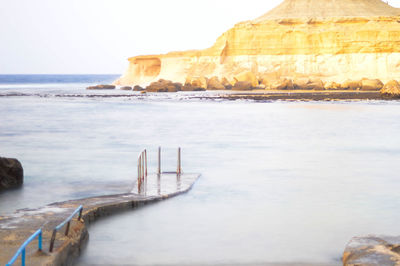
top-left (115, 0), bottom-right (400, 86)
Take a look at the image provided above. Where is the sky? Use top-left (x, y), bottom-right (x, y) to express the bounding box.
top-left (1, 0), bottom-right (400, 74)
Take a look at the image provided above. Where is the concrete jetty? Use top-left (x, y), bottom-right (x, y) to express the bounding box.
top-left (0, 173), bottom-right (200, 265)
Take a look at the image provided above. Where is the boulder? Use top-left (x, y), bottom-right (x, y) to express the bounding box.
top-left (221, 77), bottom-right (233, 90)
top-left (181, 84), bottom-right (206, 91)
top-left (293, 78), bottom-right (324, 90)
top-left (172, 82), bottom-right (183, 91)
top-left (120, 86), bottom-right (132, 90)
top-left (342, 80), bottom-right (361, 90)
top-left (0, 157), bottom-right (23, 190)
top-left (293, 78), bottom-right (309, 90)
top-left (207, 77), bottom-right (225, 90)
top-left (232, 81), bottom-right (254, 91)
top-left (361, 78), bottom-right (384, 91)
top-left (343, 235), bottom-right (400, 266)
top-left (234, 71), bottom-right (259, 87)
top-left (145, 79), bottom-right (181, 92)
top-left (259, 72), bottom-right (280, 89)
top-left (381, 80), bottom-right (400, 97)
top-left (307, 79), bottom-right (325, 90)
top-left (270, 78), bottom-right (294, 90)
top-left (186, 76), bottom-right (208, 90)
top-left (133, 85), bottom-right (145, 91)
top-left (86, 85), bottom-right (116, 90)
top-left (324, 81), bottom-right (342, 90)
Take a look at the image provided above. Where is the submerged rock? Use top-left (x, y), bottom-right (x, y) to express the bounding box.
top-left (0, 157), bottom-right (23, 190)
top-left (381, 80), bottom-right (400, 97)
top-left (86, 85), bottom-right (116, 90)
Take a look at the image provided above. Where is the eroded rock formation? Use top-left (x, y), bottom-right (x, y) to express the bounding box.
top-left (115, 0), bottom-right (400, 87)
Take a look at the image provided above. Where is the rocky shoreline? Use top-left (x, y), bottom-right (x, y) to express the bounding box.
top-left (90, 72), bottom-right (400, 100)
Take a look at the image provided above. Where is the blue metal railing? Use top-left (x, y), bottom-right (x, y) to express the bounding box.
top-left (49, 205), bottom-right (83, 252)
top-left (6, 228), bottom-right (42, 266)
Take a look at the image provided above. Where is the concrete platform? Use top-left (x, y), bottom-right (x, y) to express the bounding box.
top-left (0, 173), bottom-right (200, 266)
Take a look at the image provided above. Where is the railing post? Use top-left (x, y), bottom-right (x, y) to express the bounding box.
top-left (49, 230), bottom-right (57, 252)
top-left (137, 156), bottom-right (141, 182)
top-left (78, 208), bottom-right (83, 221)
top-left (145, 149), bottom-right (147, 177)
top-left (21, 249), bottom-right (25, 266)
top-left (177, 147), bottom-right (181, 174)
top-left (141, 151), bottom-right (145, 181)
top-left (65, 221), bottom-right (70, 236)
top-left (38, 230), bottom-right (42, 251)
top-left (157, 146), bottom-right (161, 175)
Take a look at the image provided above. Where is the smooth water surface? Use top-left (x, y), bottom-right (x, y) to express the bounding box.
top-left (1, 75), bottom-right (400, 265)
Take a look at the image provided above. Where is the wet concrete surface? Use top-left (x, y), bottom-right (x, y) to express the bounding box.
top-left (0, 173), bottom-right (200, 266)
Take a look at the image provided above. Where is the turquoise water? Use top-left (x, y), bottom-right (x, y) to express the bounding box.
top-left (1, 76), bottom-right (400, 265)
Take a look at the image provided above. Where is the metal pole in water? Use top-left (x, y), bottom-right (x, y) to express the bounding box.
top-left (137, 156), bottom-right (141, 183)
top-left (157, 146), bottom-right (161, 175)
top-left (141, 151), bottom-right (145, 181)
top-left (145, 149), bottom-right (148, 177)
top-left (177, 147), bottom-right (181, 174)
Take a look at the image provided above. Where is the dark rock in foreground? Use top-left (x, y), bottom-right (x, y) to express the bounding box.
top-left (86, 85), bottom-right (116, 90)
top-left (0, 157), bottom-right (23, 190)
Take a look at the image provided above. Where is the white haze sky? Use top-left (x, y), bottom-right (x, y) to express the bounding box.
top-left (1, 0), bottom-right (400, 74)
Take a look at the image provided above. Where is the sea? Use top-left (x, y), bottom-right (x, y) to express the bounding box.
top-left (1, 74), bottom-right (400, 266)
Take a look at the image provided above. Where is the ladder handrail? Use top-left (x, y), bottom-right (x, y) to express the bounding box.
top-left (6, 228), bottom-right (42, 266)
top-left (49, 205), bottom-right (83, 252)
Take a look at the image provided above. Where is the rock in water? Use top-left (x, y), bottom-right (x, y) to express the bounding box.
top-left (342, 80), bottom-right (361, 90)
top-left (87, 85), bottom-right (116, 90)
top-left (343, 235), bottom-right (400, 266)
top-left (360, 79), bottom-right (384, 91)
top-left (0, 157), bottom-right (23, 190)
top-left (120, 86), bottom-right (132, 90)
top-left (133, 85), bottom-right (145, 91)
top-left (234, 71), bottom-right (259, 88)
top-left (381, 80), bottom-right (400, 97)
top-left (114, 0), bottom-right (400, 87)
top-left (207, 76), bottom-right (225, 90)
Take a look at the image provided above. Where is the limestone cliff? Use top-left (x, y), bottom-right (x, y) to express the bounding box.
top-left (115, 0), bottom-right (400, 86)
